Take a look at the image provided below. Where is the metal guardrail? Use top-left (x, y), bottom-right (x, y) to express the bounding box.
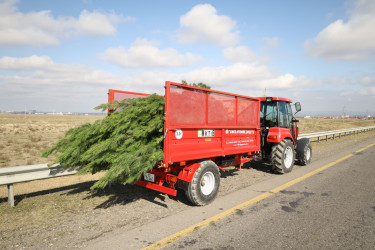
top-left (1, 125), bottom-right (375, 207)
top-left (0, 164), bottom-right (80, 207)
top-left (299, 126), bottom-right (375, 142)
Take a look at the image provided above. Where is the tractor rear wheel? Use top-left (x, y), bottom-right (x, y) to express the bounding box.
top-left (271, 139), bottom-right (295, 174)
top-left (185, 160), bottom-right (220, 206)
top-left (296, 138), bottom-right (312, 165)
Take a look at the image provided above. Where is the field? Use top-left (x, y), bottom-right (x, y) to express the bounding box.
top-left (297, 117), bottom-right (375, 134)
top-left (0, 114), bottom-right (104, 168)
top-left (1, 113), bottom-right (375, 249)
top-left (1, 113), bottom-right (374, 168)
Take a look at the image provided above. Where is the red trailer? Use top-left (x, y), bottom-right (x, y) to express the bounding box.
top-left (109, 81), bottom-right (261, 205)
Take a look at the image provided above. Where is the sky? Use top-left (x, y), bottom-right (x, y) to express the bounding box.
top-left (0, 0), bottom-right (375, 116)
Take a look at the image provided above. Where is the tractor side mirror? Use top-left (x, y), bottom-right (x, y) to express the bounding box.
top-left (295, 102), bottom-right (301, 113)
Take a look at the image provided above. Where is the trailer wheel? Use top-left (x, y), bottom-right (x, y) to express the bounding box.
top-left (185, 160), bottom-right (220, 206)
top-left (271, 139), bottom-right (295, 174)
top-left (296, 138), bottom-right (312, 166)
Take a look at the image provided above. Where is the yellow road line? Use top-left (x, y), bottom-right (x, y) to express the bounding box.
top-left (143, 142), bottom-right (375, 250)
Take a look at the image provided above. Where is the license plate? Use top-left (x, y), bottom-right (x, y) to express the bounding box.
top-left (144, 173), bottom-right (155, 182)
top-left (198, 129), bottom-right (215, 137)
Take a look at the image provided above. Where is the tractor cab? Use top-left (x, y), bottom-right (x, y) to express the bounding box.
top-left (257, 97), bottom-right (309, 174)
top-left (259, 97), bottom-right (301, 141)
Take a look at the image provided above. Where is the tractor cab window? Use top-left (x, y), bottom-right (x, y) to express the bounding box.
top-left (260, 101), bottom-right (278, 127)
top-left (279, 101), bottom-right (293, 128)
top-left (261, 101), bottom-right (293, 128)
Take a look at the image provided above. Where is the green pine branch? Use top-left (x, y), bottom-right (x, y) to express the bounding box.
top-left (42, 94), bottom-right (165, 189)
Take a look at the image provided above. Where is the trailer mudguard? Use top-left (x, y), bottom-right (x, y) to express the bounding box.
top-left (178, 162), bottom-right (201, 182)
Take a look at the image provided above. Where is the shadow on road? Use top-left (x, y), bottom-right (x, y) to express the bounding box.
top-left (247, 161), bottom-right (277, 174)
top-left (0, 180), bottom-right (183, 208)
top-left (82, 183), bottom-right (191, 209)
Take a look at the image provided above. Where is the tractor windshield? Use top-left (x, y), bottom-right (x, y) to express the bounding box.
top-left (260, 101), bottom-right (293, 128)
top-left (260, 101), bottom-right (278, 127)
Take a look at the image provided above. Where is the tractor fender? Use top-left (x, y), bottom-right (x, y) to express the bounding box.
top-left (266, 127), bottom-right (295, 144)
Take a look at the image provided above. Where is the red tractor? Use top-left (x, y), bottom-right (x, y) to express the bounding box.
top-left (109, 82), bottom-right (312, 205)
top-left (258, 97), bottom-right (312, 174)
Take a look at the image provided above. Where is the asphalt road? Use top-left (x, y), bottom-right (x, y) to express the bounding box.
top-left (164, 144), bottom-right (375, 249)
top-left (83, 140), bottom-right (375, 250)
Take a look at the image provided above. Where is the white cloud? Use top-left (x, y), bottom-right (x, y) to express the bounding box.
top-left (304, 0), bottom-right (375, 61)
top-left (177, 4), bottom-right (240, 46)
top-left (0, 56), bottom-right (301, 98)
top-left (0, 55), bottom-right (53, 69)
top-left (0, 0), bottom-right (130, 46)
top-left (0, 55), bottom-right (123, 86)
top-left (76, 10), bottom-right (116, 37)
top-left (359, 87), bottom-right (375, 95)
top-left (99, 38), bottom-right (202, 68)
top-left (358, 75), bottom-right (375, 85)
top-left (3, 55), bottom-right (373, 115)
top-left (222, 46), bottom-right (268, 63)
top-left (326, 77), bottom-right (349, 85)
top-left (261, 37), bottom-right (279, 51)
top-left (180, 63), bottom-right (298, 89)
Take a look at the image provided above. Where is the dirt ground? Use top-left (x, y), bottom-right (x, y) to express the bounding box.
top-left (1, 125), bottom-right (375, 249)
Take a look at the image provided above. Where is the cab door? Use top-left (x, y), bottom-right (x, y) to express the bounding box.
top-left (278, 101), bottom-right (295, 139)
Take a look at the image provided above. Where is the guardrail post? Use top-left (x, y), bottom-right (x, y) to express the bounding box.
top-left (8, 184), bottom-right (15, 207)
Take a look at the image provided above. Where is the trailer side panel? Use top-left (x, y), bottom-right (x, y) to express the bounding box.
top-left (164, 82), bottom-right (261, 164)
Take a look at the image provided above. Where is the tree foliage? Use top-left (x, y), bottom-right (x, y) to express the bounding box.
top-left (42, 94), bottom-right (165, 189)
top-left (181, 80), bottom-right (211, 89)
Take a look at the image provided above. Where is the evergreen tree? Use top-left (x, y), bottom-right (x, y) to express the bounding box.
top-left (42, 94), bottom-right (165, 189)
top-left (181, 80), bottom-right (211, 89)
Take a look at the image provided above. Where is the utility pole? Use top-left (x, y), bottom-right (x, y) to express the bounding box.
top-left (342, 106), bottom-right (346, 122)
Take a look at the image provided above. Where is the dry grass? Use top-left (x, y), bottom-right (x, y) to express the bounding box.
top-left (298, 118), bottom-right (375, 134)
top-left (0, 114), bottom-right (104, 168)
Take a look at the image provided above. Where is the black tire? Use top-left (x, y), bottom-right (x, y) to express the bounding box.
top-left (296, 138), bottom-right (312, 165)
top-left (271, 139), bottom-right (295, 174)
top-left (185, 160), bottom-right (220, 206)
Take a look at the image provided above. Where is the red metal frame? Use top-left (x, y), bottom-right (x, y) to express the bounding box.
top-left (135, 180), bottom-right (177, 196)
top-left (108, 89), bottom-right (150, 100)
top-left (258, 96), bottom-right (292, 103)
top-left (107, 89), bottom-right (150, 113)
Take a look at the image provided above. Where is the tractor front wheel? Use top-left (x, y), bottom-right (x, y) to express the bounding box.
top-left (271, 139), bottom-right (295, 174)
